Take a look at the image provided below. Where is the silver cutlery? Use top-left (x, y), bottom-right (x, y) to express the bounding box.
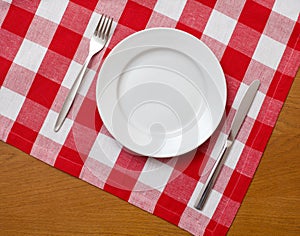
top-left (54, 15), bottom-right (113, 132)
top-left (195, 80), bottom-right (260, 210)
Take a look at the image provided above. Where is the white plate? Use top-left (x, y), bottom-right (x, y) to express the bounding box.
top-left (96, 28), bottom-right (226, 158)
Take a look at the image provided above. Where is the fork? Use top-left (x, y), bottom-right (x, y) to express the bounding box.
top-left (54, 15), bottom-right (113, 132)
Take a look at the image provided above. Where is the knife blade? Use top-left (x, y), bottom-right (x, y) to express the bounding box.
top-left (195, 80), bottom-right (260, 210)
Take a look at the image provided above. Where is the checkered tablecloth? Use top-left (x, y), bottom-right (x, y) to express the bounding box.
top-left (1, 0), bottom-right (299, 235)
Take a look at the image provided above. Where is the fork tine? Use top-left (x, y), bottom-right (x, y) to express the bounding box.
top-left (104, 17), bottom-right (113, 39)
top-left (98, 15), bottom-right (108, 38)
top-left (101, 17), bottom-right (111, 39)
top-left (94, 15), bottom-right (104, 36)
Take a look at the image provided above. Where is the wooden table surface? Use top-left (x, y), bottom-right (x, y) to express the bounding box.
top-left (1, 70), bottom-right (299, 236)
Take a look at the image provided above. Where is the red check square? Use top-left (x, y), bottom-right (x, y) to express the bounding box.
top-left (183, 150), bottom-right (206, 180)
top-left (104, 181), bottom-right (132, 201)
top-left (55, 146), bottom-right (84, 177)
top-left (7, 122), bottom-right (38, 153)
top-left (27, 74), bottom-right (60, 109)
top-left (49, 25), bottom-right (82, 59)
top-left (154, 192), bottom-right (186, 225)
top-left (119, 1), bottom-right (152, 31)
top-left (223, 170), bottom-right (251, 202)
top-left (238, 1), bottom-right (271, 33)
top-left (267, 71), bottom-right (294, 101)
top-left (288, 21), bottom-right (300, 51)
top-left (246, 120), bottom-right (273, 152)
top-left (176, 22), bottom-right (202, 38)
top-left (0, 57), bottom-right (12, 86)
top-left (206, 219), bottom-right (229, 236)
top-left (70, 0), bottom-right (98, 11)
top-left (2, 5), bottom-right (34, 38)
top-left (221, 47), bottom-right (251, 81)
top-left (197, 0), bottom-right (217, 9)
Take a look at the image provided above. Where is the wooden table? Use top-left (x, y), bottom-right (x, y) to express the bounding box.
top-left (1, 70), bottom-right (299, 236)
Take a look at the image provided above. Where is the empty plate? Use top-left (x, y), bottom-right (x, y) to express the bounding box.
top-left (96, 28), bottom-right (226, 157)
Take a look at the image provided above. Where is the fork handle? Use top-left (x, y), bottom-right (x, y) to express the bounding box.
top-left (54, 55), bottom-right (92, 132)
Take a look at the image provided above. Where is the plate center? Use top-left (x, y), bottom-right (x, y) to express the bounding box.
top-left (116, 48), bottom-right (207, 137)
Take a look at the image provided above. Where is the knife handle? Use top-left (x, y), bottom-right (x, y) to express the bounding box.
top-left (195, 140), bottom-right (232, 210)
top-left (54, 56), bottom-right (91, 132)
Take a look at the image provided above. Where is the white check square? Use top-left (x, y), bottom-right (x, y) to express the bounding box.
top-left (189, 181), bottom-right (222, 218)
top-left (14, 39), bottom-right (47, 73)
top-left (89, 133), bottom-right (122, 168)
top-left (232, 82), bottom-right (247, 110)
top-left (36, 0), bottom-right (69, 24)
top-left (77, 69), bottom-right (95, 97)
top-left (210, 132), bottom-right (227, 160)
top-left (154, 0), bottom-right (187, 21)
top-left (39, 109), bottom-right (73, 145)
top-left (83, 13), bottom-right (117, 42)
top-left (253, 34), bottom-right (286, 70)
top-left (200, 189), bottom-right (222, 218)
top-left (138, 158), bottom-right (174, 191)
top-left (273, 0), bottom-right (300, 21)
top-left (83, 12), bottom-right (102, 39)
top-left (188, 181), bottom-right (203, 208)
top-left (247, 90), bottom-right (265, 120)
top-left (204, 10), bottom-right (237, 45)
top-left (225, 140), bottom-right (244, 169)
top-left (62, 60), bottom-right (82, 89)
top-left (0, 87), bottom-right (25, 121)
top-left (232, 83), bottom-right (265, 120)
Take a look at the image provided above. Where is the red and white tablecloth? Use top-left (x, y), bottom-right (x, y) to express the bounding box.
top-left (1, 0), bottom-right (299, 235)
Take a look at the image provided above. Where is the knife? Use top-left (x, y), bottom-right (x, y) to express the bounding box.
top-left (195, 80), bottom-right (260, 210)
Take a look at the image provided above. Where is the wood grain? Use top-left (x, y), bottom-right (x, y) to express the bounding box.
top-left (0, 70), bottom-right (299, 236)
